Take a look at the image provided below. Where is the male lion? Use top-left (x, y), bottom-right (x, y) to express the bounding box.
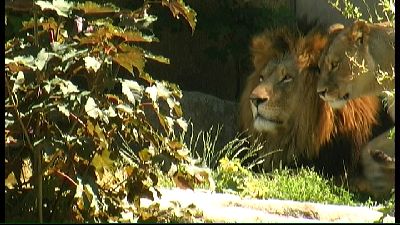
top-left (316, 20), bottom-right (395, 198)
top-left (239, 27), bottom-right (391, 197)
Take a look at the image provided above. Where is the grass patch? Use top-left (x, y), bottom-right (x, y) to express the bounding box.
top-left (157, 125), bottom-right (394, 210)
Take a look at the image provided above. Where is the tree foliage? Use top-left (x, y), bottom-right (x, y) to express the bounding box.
top-left (5, 0), bottom-right (210, 222)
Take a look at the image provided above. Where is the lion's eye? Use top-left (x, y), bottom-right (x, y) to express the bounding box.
top-left (259, 76), bottom-right (264, 83)
top-left (331, 61), bottom-right (339, 70)
top-left (281, 74), bottom-right (293, 84)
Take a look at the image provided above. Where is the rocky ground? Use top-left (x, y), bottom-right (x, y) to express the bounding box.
top-left (141, 188), bottom-right (395, 223)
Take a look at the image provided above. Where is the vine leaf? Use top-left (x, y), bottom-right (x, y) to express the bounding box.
top-left (113, 44), bottom-right (145, 75)
top-left (144, 51), bottom-right (170, 64)
top-left (35, 0), bottom-right (73, 17)
top-left (75, 1), bottom-right (119, 15)
top-left (22, 17), bottom-right (58, 32)
top-left (78, 27), bottom-right (156, 45)
top-left (84, 56), bottom-right (101, 72)
top-left (161, 0), bottom-right (197, 33)
top-left (85, 97), bottom-right (100, 119)
top-left (91, 149), bottom-right (114, 172)
top-left (121, 79), bottom-right (143, 104)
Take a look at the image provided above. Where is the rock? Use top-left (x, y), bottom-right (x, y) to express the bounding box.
top-left (180, 91), bottom-right (240, 159)
top-left (141, 188), bottom-right (395, 223)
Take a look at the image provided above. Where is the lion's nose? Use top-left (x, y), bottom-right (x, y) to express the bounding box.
top-left (250, 95), bottom-right (269, 107)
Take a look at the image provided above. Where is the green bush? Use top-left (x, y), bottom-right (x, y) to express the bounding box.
top-left (4, 0), bottom-right (210, 222)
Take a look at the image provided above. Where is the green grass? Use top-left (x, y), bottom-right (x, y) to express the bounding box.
top-left (158, 125), bottom-right (394, 211)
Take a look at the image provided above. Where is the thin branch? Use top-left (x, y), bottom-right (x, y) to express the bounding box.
top-left (5, 76), bottom-right (34, 154)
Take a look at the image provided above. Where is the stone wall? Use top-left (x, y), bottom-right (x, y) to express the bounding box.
top-left (294, 0), bottom-right (388, 28)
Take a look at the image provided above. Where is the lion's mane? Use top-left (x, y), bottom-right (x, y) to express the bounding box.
top-left (239, 27), bottom-right (383, 176)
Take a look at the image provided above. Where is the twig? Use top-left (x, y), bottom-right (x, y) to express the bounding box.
top-left (5, 75), bottom-right (42, 222)
top-left (5, 77), bottom-right (34, 154)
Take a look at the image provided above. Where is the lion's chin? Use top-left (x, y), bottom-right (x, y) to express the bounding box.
top-left (253, 115), bottom-right (283, 132)
top-left (327, 99), bottom-right (348, 109)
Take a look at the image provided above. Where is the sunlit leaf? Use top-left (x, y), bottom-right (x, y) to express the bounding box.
top-left (5, 172), bottom-right (18, 189)
top-left (74, 178), bottom-right (84, 209)
top-left (145, 85), bottom-right (157, 102)
top-left (60, 80), bottom-right (79, 96)
top-left (138, 148), bottom-right (153, 162)
top-left (21, 17), bottom-right (58, 32)
top-left (11, 71), bottom-right (25, 92)
top-left (161, 0), bottom-right (197, 33)
top-left (105, 94), bottom-right (123, 105)
top-left (155, 81), bottom-right (171, 99)
top-left (57, 104), bottom-right (70, 117)
top-left (87, 120), bottom-right (94, 136)
top-left (35, 48), bottom-right (59, 71)
top-left (77, 27), bottom-right (113, 44)
top-left (121, 79), bottom-right (143, 104)
top-left (104, 106), bottom-right (117, 118)
top-left (165, 116), bottom-right (174, 131)
top-left (9, 55), bottom-right (36, 70)
top-left (168, 140), bottom-right (183, 151)
top-left (36, 0), bottom-right (73, 17)
top-left (144, 52), bottom-right (170, 64)
top-left (75, 1), bottom-right (119, 15)
top-left (115, 30), bottom-right (156, 43)
top-left (176, 148), bottom-right (190, 159)
top-left (176, 117), bottom-right (187, 131)
top-left (91, 149), bottom-right (113, 172)
top-left (84, 56), bottom-right (101, 72)
top-left (85, 97), bottom-right (100, 119)
top-left (116, 104), bottom-right (133, 114)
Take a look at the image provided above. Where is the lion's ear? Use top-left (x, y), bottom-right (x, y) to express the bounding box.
top-left (250, 34), bottom-right (274, 71)
top-left (328, 23), bottom-right (344, 35)
top-left (349, 20), bottom-right (370, 45)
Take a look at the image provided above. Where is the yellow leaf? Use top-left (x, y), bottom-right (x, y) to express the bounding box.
top-left (138, 148), bottom-right (153, 162)
top-left (75, 1), bottom-right (119, 15)
top-left (91, 149), bottom-right (114, 172)
top-left (5, 172), bottom-right (17, 189)
top-left (87, 120), bottom-right (94, 136)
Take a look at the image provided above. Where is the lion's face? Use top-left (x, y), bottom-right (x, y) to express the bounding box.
top-left (316, 22), bottom-right (381, 109)
top-left (317, 33), bottom-right (375, 109)
top-left (248, 55), bottom-right (300, 133)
